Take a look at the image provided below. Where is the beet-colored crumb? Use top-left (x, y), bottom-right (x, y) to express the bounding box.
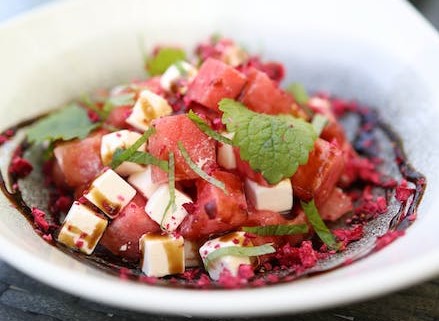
top-left (118, 267), bottom-right (132, 280)
top-left (31, 208), bottom-right (50, 233)
top-left (238, 264), bottom-right (255, 279)
top-left (9, 156), bottom-right (33, 178)
top-left (333, 225), bottom-right (364, 250)
top-left (139, 275), bottom-right (158, 285)
top-left (217, 269), bottom-right (244, 289)
top-left (42, 234), bottom-right (53, 242)
top-left (374, 230), bottom-right (405, 251)
top-left (395, 179), bottom-right (415, 203)
top-left (0, 135), bottom-right (8, 145)
top-left (275, 241), bottom-right (318, 271)
top-left (87, 110), bottom-right (100, 123)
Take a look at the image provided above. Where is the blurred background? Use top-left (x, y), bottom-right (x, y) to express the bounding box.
top-left (0, 0), bottom-right (439, 30)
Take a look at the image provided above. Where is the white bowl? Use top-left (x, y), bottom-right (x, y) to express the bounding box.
top-left (0, 0), bottom-right (439, 317)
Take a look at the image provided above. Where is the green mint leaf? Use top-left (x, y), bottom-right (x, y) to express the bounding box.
top-left (113, 150), bottom-right (169, 172)
top-left (219, 99), bottom-right (317, 185)
top-left (161, 152), bottom-right (176, 229)
top-left (286, 83), bottom-right (309, 105)
top-left (177, 141), bottom-right (227, 194)
top-left (205, 244), bottom-right (276, 268)
top-left (27, 104), bottom-right (98, 144)
top-left (187, 110), bottom-right (233, 145)
top-left (146, 47), bottom-right (186, 76)
top-left (311, 114), bottom-right (328, 137)
top-left (110, 127), bottom-right (155, 169)
top-left (301, 199), bottom-right (340, 251)
top-left (242, 224), bottom-right (309, 236)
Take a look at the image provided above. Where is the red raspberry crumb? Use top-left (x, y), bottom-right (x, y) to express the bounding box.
top-left (9, 156), bottom-right (33, 178)
top-left (238, 264), bottom-right (255, 279)
top-left (375, 230), bottom-right (405, 251)
top-left (31, 208), bottom-right (50, 232)
top-left (42, 234), bottom-right (53, 242)
top-left (87, 110), bottom-right (100, 123)
top-left (395, 180), bottom-right (415, 203)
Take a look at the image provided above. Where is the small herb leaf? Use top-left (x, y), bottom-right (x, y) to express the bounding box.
top-left (146, 47), bottom-right (186, 76)
top-left (27, 104), bottom-right (98, 144)
top-left (204, 244), bottom-right (276, 267)
top-left (187, 110), bottom-right (233, 145)
top-left (219, 99), bottom-right (317, 185)
top-left (311, 114), bottom-right (329, 137)
top-left (110, 128), bottom-right (155, 169)
top-left (161, 152), bottom-right (176, 229)
top-left (177, 141), bottom-right (227, 194)
top-left (301, 199), bottom-right (340, 250)
top-left (113, 150), bottom-right (169, 172)
top-left (286, 83), bottom-right (309, 105)
top-left (242, 224), bottom-right (309, 236)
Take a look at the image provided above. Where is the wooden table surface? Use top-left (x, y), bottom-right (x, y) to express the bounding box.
top-left (1, 1), bottom-right (439, 320)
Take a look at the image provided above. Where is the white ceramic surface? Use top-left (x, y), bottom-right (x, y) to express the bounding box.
top-left (0, 0), bottom-right (439, 317)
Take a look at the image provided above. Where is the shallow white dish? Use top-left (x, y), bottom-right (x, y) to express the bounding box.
top-left (0, 0), bottom-right (439, 317)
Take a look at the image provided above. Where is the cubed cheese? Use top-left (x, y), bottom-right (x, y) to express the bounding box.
top-left (144, 184), bottom-right (192, 232)
top-left (160, 61), bottom-right (197, 93)
top-left (245, 178), bottom-right (293, 213)
top-left (127, 165), bottom-right (160, 199)
top-left (184, 240), bottom-right (201, 267)
top-left (139, 233), bottom-right (185, 277)
top-left (199, 232), bottom-right (251, 280)
top-left (217, 132), bottom-right (236, 169)
top-left (126, 89), bottom-right (172, 131)
top-left (101, 130), bottom-right (146, 176)
top-left (57, 202), bottom-right (107, 255)
top-left (84, 169), bottom-right (136, 218)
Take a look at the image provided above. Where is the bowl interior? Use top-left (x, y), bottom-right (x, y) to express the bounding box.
top-left (0, 0), bottom-right (439, 316)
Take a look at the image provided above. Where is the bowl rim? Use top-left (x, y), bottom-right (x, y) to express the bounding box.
top-left (1, 0), bottom-right (439, 317)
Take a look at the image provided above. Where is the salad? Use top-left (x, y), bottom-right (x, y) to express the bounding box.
top-left (2, 36), bottom-right (425, 288)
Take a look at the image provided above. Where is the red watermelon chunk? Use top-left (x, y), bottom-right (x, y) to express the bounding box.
top-left (100, 194), bottom-right (160, 261)
top-left (148, 114), bottom-right (217, 183)
top-left (184, 58), bottom-right (247, 111)
top-left (317, 187), bottom-right (353, 222)
top-left (291, 138), bottom-right (345, 204)
top-left (239, 68), bottom-right (294, 115)
top-left (179, 170), bottom-right (248, 240)
top-left (53, 130), bottom-right (107, 188)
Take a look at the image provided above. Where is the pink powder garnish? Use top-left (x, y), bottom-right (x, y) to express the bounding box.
top-left (196, 274), bottom-right (212, 288)
top-left (31, 207), bottom-right (50, 232)
top-left (9, 156), bottom-right (33, 178)
top-left (375, 230), bottom-right (405, 251)
top-left (75, 240), bottom-right (84, 248)
top-left (232, 238), bottom-right (239, 244)
top-left (87, 110), bottom-right (100, 123)
top-left (238, 264), bottom-right (255, 279)
top-left (395, 179), bottom-right (415, 203)
top-left (117, 195), bottom-right (125, 202)
top-left (139, 275), bottom-right (158, 284)
top-left (217, 269), bottom-right (243, 289)
top-left (119, 267), bottom-right (131, 280)
top-left (0, 135), bottom-right (8, 145)
top-left (42, 234), bottom-right (53, 242)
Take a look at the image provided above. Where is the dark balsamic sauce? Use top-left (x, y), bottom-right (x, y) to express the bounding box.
top-left (0, 102), bottom-right (427, 289)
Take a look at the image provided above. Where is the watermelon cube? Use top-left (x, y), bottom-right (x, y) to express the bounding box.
top-left (317, 187), bottom-right (353, 222)
top-left (239, 68), bottom-right (294, 115)
top-left (148, 114), bottom-right (217, 183)
top-left (291, 138), bottom-right (345, 204)
top-left (99, 194), bottom-right (160, 261)
top-left (184, 58), bottom-right (246, 111)
top-left (179, 170), bottom-right (248, 240)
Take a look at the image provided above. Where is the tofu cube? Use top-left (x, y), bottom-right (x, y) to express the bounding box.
top-left (199, 232), bottom-right (251, 280)
top-left (126, 89), bottom-right (172, 131)
top-left (139, 233), bottom-right (185, 277)
top-left (57, 202), bottom-right (108, 255)
top-left (101, 130), bottom-right (146, 176)
top-left (184, 240), bottom-right (201, 268)
top-left (127, 165), bottom-right (160, 199)
top-left (245, 178), bottom-right (293, 213)
top-left (144, 184), bottom-right (192, 232)
top-left (85, 169), bottom-right (136, 218)
top-left (217, 132), bottom-right (236, 169)
top-left (160, 61), bottom-right (198, 94)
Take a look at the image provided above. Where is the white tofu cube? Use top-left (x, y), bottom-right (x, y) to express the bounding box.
top-left (101, 130), bottom-right (146, 176)
top-left (144, 184), bottom-right (192, 232)
top-left (57, 202), bottom-right (108, 255)
top-left (184, 240), bottom-right (201, 268)
top-left (139, 233), bottom-right (185, 277)
top-left (245, 178), bottom-right (293, 213)
top-left (84, 169), bottom-right (136, 218)
top-left (217, 132), bottom-right (236, 170)
top-left (126, 89), bottom-right (172, 131)
top-left (160, 61), bottom-right (198, 93)
top-left (127, 165), bottom-right (160, 199)
top-left (199, 232), bottom-right (251, 281)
